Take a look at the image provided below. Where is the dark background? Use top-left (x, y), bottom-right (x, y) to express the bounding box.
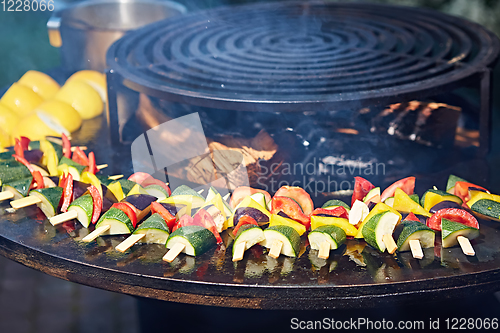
top-left (1, 1), bottom-right (500, 332)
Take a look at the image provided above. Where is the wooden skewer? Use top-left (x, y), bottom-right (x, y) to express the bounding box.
top-left (223, 193), bottom-right (230, 201)
top-left (409, 239), bottom-right (423, 259)
top-left (457, 236), bottom-right (475, 256)
top-left (268, 239), bottom-right (283, 259)
top-left (81, 225), bottom-right (110, 242)
top-left (108, 174), bottom-right (124, 180)
top-left (0, 191), bottom-right (14, 201)
top-left (116, 233), bottom-right (146, 253)
top-left (197, 189), bottom-right (204, 195)
top-left (232, 241), bottom-right (246, 262)
top-left (96, 164), bottom-right (108, 170)
top-left (10, 196), bottom-right (42, 209)
top-left (382, 234), bottom-right (397, 254)
top-left (49, 210), bottom-right (78, 226)
top-left (163, 242), bottom-right (186, 262)
top-left (71, 146), bottom-right (87, 152)
top-left (318, 241), bottom-right (331, 260)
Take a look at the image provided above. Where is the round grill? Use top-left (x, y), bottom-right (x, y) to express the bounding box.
top-left (107, 1), bottom-right (500, 111)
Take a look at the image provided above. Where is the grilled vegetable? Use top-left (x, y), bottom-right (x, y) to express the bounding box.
top-left (393, 188), bottom-right (431, 217)
top-left (95, 207), bottom-right (134, 235)
top-left (145, 184), bottom-right (169, 200)
top-left (260, 225), bottom-right (300, 258)
top-left (229, 196), bottom-right (270, 228)
top-left (2, 176), bottom-right (33, 199)
top-left (427, 208), bottom-right (479, 231)
top-left (232, 224), bottom-right (265, 257)
top-left (67, 194), bottom-right (93, 228)
top-left (57, 156), bottom-right (86, 181)
top-left (170, 185), bottom-right (205, 208)
top-left (134, 213), bottom-right (170, 244)
top-left (380, 176), bottom-right (415, 203)
top-left (362, 210), bottom-right (400, 253)
top-left (166, 225), bottom-right (217, 256)
top-left (270, 196), bottom-right (310, 229)
top-left (441, 218), bottom-right (479, 248)
top-left (308, 225), bottom-right (346, 251)
top-left (355, 202), bottom-right (401, 238)
top-left (310, 215), bottom-right (357, 237)
top-left (351, 176), bottom-right (375, 206)
top-left (420, 189), bottom-right (462, 212)
top-left (429, 201), bottom-right (463, 214)
top-left (274, 186), bottom-right (314, 216)
top-left (321, 199), bottom-right (350, 212)
top-left (0, 163), bottom-right (31, 186)
top-left (229, 186), bottom-right (271, 209)
top-left (29, 187), bottom-right (63, 218)
top-left (269, 213), bottom-right (306, 236)
top-left (394, 221), bottom-right (435, 252)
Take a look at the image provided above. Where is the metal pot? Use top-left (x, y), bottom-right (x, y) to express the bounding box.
top-left (47, 0), bottom-right (186, 73)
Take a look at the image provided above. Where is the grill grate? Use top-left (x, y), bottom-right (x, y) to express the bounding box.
top-left (107, 1), bottom-right (499, 112)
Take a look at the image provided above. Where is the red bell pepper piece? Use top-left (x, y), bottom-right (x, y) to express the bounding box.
top-left (60, 173), bottom-right (73, 212)
top-left (20, 136), bottom-right (30, 151)
top-left (112, 202), bottom-right (138, 228)
top-left (380, 176), bottom-right (415, 203)
top-left (14, 138), bottom-right (24, 159)
top-left (404, 212), bottom-right (421, 223)
top-left (271, 196), bottom-right (311, 229)
top-left (311, 207), bottom-right (349, 219)
top-left (72, 147), bottom-right (89, 166)
top-left (87, 152), bottom-right (97, 174)
top-left (58, 173), bottom-right (68, 189)
top-left (454, 181), bottom-right (489, 202)
top-left (351, 177), bottom-right (375, 206)
top-left (426, 208), bottom-right (479, 231)
top-left (193, 209), bottom-right (222, 244)
top-left (62, 133), bottom-right (71, 158)
top-left (172, 215), bottom-right (194, 233)
top-left (31, 171), bottom-right (44, 190)
top-left (232, 215), bottom-right (258, 236)
top-left (12, 154), bottom-right (34, 173)
top-left (88, 185), bottom-right (102, 225)
top-left (150, 201), bottom-right (177, 231)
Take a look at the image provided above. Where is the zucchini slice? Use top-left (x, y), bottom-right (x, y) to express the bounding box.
top-left (2, 176), bottom-right (33, 199)
top-left (441, 218), bottom-right (479, 248)
top-left (321, 199), bottom-right (350, 212)
top-left (68, 194), bottom-right (93, 228)
top-left (394, 221), bottom-right (435, 252)
top-left (260, 225), bottom-right (300, 257)
top-left (170, 185), bottom-right (205, 208)
top-left (134, 213), bottom-right (170, 244)
top-left (95, 207), bottom-right (134, 235)
top-left (232, 224), bottom-right (265, 255)
top-left (58, 157), bottom-right (86, 181)
top-left (308, 225), bottom-right (346, 251)
top-left (29, 187), bottom-right (63, 218)
top-left (0, 164), bottom-right (32, 186)
top-left (470, 199), bottom-right (500, 222)
top-left (362, 210), bottom-right (400, 252)
top-left (166, 225), bottom-right (217, 256)
top-left (145, 184), bottom-right (169, 200)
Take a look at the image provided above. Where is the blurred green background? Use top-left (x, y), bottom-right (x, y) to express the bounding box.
top-left (1, 0), bottom-right (500, 87)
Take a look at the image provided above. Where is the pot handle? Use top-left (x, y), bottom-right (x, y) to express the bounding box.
top-left (47, 13), bottom-right (62, 48)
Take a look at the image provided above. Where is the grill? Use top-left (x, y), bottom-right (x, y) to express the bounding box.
top-left (107, 1), bottom-right (499, 111)
top-left (106, 1), bottom-right (500, 191)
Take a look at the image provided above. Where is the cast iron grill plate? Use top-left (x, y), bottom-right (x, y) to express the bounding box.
top-left (107, 1), bottom-right (499, 111)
